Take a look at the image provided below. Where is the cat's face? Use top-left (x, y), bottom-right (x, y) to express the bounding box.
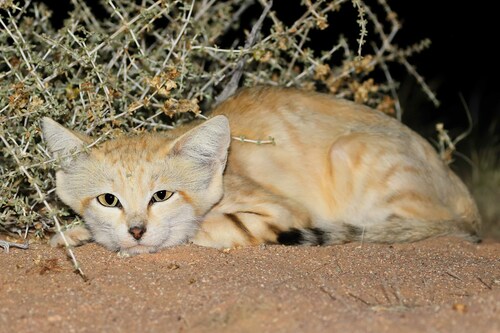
top-left (42, 116), bottom-right (230, 255)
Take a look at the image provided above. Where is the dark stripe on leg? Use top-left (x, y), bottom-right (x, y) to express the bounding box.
top-left (224, 213), bottom-right (257, 244)
top-left (266, 223), bottom-right (283, 235)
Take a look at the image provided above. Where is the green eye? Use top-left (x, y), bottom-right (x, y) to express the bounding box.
top-left (151, 190), bottom-right (173, 203)
top-left (97, 193), bottom-right (121, 207)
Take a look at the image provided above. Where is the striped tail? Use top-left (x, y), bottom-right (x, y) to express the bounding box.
top-left (276, 219), bottom-right (481, 246)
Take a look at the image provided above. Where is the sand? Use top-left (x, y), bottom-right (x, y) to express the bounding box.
top-left (0, 236), bottom-right (499, 333)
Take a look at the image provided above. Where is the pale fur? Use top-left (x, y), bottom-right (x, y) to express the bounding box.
top-left (42, 86), bottom-right (481, 255)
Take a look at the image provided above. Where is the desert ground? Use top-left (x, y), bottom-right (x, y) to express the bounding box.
top-left (0, 236), bottom-right (499, 333)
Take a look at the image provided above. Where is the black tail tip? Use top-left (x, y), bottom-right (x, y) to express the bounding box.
top-left (277, 227), bottom-right (327, 245)
top-left (277, 228), bottom-right (304, 245)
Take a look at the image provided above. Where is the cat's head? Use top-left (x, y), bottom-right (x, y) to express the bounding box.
top-left (42, 116), bottom-right (230, 255)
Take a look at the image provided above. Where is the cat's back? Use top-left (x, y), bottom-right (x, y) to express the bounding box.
top-left (211, 86), bottom-right (425, 170)
top-left (212, 86), bottom-right (399, 138)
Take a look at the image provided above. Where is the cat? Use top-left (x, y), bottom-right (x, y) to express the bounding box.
top-left (42, 86), bottom-right (481, 256)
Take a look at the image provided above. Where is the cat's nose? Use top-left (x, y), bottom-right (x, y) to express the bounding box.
top-left (129, 226), bottom-right (146, 240)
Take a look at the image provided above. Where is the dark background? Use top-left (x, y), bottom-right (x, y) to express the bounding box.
top-left (387, 1), bottom-right (498, 180)
top-left (39, 0), bottom-right (499, 163)
top-left (391, 1), bottom-right (498, 145)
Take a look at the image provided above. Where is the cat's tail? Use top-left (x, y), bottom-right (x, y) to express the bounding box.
top-left (276, 218), bottom-right (481, 246)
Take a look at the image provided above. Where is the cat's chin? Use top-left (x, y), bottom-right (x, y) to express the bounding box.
top-left (117, 245), bottom-right (159, 257)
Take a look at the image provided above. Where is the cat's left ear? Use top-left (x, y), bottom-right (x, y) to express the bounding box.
top-left (41, 117), bottom-right (90, 161)
top-left (170, 115), bottom-right (231, 168)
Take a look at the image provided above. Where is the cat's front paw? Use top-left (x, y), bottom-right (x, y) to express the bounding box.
top-left (116, 245), bottom-right (160, 257)
top-left (117, 251), bottom-right (131, 258)
top-left (49, 225), bottom-right (92, 247)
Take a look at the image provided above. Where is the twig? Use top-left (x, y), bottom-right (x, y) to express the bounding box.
top-left (399, 57), bottom-right (440, 107)
top-left (286, 42), bottom-right (344, 87)
top-left (286, 26), bottom-right (311, 80)
top-left (232, 136), bottom-right (276, 145)
top-left (445, 270), bottom-right (462, 281)
top-left (453, 93), bottom-right (474, 146)
top-left (0, 240), bottom-right (29, 253)
top-left (214, 0), bottom-right (273, 105)
top-left (476, 276), bottom-right (492, 290)
top-left (347, 292), bottom-right (372, 305)
top-left (351, 0), bottom-right (368, 58)
top-left (190, 46), bottom-right (247, 54)
top-left (433, 94), bottom-right (473, 165)
top-left (157, 0), bottom-right (195, 75)
top-left (436, 123), bottom-right (455, 163)
top-left (372, 42), bottom-right (402, 120)
top-left (319, 286), bottom-right (336, 301)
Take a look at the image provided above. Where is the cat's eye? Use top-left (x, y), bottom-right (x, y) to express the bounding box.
top-left (97, 193), bottom-right (121, 207)
top-left (151, 190), bottom-right (173, 203)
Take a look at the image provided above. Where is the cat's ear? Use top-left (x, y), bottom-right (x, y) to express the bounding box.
top-left (41, 117), bottom-right (89, 159)
top-left (170, 115), bottom-right (231, 167)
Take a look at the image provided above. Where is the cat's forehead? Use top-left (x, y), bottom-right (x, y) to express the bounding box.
top-left (92, 133), bottom-right (175, 166)
top-left (103, 133), bottom-right (172, 152)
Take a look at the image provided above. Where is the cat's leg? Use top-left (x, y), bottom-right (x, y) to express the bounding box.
top-left (191, 175), bottom-right (311, 248)
top-left (49, 224), bottom-right (93, 247)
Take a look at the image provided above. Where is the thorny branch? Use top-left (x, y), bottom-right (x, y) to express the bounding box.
top-left (214, 0), bottom-right (273, 105)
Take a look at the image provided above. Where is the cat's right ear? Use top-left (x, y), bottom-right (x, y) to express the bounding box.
top-left (41, 117), bottom-right (89, 160)
top-left (169, 115), bottom-right (230, 168)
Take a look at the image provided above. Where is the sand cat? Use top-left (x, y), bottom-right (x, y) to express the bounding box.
top-left (42, 86), bottom-right (480, 255)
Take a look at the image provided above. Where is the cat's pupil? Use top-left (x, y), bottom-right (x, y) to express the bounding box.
top-left (150, 190), bottom-right (172, 204)
top-left (105, 194), bottom-right (115, 205)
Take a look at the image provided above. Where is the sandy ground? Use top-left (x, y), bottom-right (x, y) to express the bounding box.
top-left (0, 236), bottom-right (499, 333)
